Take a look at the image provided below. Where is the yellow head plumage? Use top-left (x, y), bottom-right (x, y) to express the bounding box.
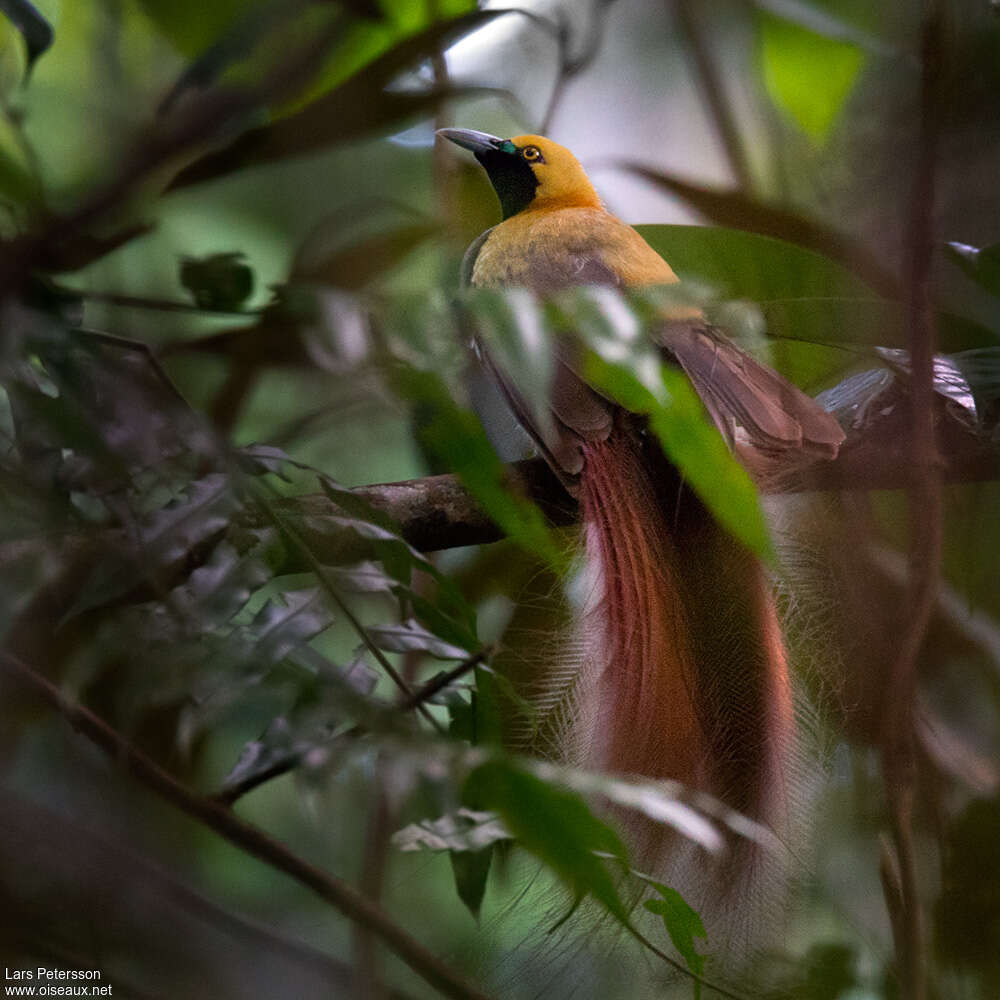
top-left (437, 128), bottom-right (602, 219)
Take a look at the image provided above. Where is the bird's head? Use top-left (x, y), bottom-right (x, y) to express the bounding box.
top-left (437, 129), bottom-right (601, 220)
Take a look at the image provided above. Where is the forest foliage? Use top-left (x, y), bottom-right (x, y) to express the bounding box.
top-left (1, 2), bottom-right (1000, 999)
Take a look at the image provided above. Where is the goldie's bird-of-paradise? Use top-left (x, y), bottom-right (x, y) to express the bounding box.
top-left (438, 128), bottom-right (844, 925)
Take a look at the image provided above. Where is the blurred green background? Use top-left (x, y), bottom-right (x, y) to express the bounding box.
top-left (2, 1), bottom-right (1000, 999)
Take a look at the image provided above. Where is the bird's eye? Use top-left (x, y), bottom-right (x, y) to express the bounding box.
top-left (522, 145), bottom-right (542, 162)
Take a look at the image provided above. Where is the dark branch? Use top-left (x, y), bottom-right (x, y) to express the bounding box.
top-left (0, 650), bottom-right (495, 1000)
top-left (243, 408), bottom-right (998, 567)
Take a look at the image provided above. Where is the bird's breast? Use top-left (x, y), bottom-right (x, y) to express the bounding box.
top-left (471, 207), bottom-right (680, 292)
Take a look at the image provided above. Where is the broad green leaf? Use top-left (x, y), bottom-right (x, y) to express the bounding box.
top-left (629, 189), bottom-right (896, 299)
top-left (463, 759), bottom-right (631, 923)
top-left (636, 226), bottom-right (999, 354)
top-left (759, 9), bottom-right (864, 144)
top-left (759, 298), bottom-right (999, 353)
top-left (169, 9), bottom-right (501, 189)
top-left (946, 242), bottom-right (1000, 299)
top-left (636, 224), bottom-right (872, 303)
top-left (642, 882), bottom-right (708, 999)
top-left (391, 364), bottom-right (566, 571)
top-left (584, 351), bottom-right (773, 562)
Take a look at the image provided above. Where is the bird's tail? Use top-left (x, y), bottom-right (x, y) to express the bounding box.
top-left (574, 420), bottom-right (794, 863)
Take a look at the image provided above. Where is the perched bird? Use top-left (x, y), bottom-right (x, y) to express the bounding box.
top-left (438, 129), bottom-right (844, 904)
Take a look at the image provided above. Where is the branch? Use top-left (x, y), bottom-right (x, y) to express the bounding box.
top-left (880, 7), bottom-right (945, 998)
top-left (671, 0), bottom-right (755, 193)
top-left (241, 405), bottom-right (998, 566)
top-left (0, 650), bottom-right (495, 1000)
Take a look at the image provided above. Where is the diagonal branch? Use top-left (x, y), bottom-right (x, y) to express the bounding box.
top-left (0, 650), bottom-right (494, 1000)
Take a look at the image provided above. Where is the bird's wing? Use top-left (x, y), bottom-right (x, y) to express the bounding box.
top-left (654, 319), bottom-right (845, 458)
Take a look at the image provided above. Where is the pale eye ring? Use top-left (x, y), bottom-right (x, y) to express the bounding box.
top-left (522, 145), bottom-right (542, 162)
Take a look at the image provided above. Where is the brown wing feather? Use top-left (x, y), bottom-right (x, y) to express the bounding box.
top-left (655, 319), bottom-right (845, 458)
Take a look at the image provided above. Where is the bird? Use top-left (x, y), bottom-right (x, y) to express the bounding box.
top-left (437, 128), bottom-right (845, 910)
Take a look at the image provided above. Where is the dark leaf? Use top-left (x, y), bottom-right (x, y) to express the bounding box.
top-left (946, 241), bottom-right (1000, 299)
top-left (368, 618), bottom-right (469, 660)
top-left (390, 364), bottom-right (566, 570)
top-left (642, 882), bottom-right (708, 996)
top-left (757, 9), bottom-right (865, 144)
top-left (0, 0), bottom-right (53, 70)
top-left (450, 846), bottom-right (493, 922)
top-left (180, 252), bottom-right (255, 311)
top-left (628, 183), bottom-right (898, 298)
top-left (168, 10), bottom-right (505, 188)
top-left (463, 759), bottom-right (631, 924)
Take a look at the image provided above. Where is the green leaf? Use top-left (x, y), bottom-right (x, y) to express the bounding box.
top-left (450, 846), bottom-right (493, 922)
top-left (759, 9), bottom-right (865, 144)
top-left (0, 0), bottom-right (54, 71)
top-left (584, 350), bottom-right (773, 562)
top-left (463, 759), bottom-right (631, 924)
top-left (629, 193), bottom-right (896, 299)
top-left (169, 9), bottom-right (502, 188)
top-left (635, 223), bottom-right (874, 303)
top-left (642, 882), bottom-right (708, 998)
top-left (390, 364), bottom-right (566, 571)
top-left (946, 242), bottom-right (1000, 299)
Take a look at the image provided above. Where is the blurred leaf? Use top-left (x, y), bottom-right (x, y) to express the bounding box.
top-left (636, 226), bottom-right (998, 351)
top-left (631, 201), bottom-right (895, 299)
top-left (0, 0), bottom-right (53, 71)
top-left (390, 364), bottom-right (566, 571)
top-left (0, 12), bottom-right (27, 96)
top-left (753, 0), bottom-right (890, 51)
top-left (292, 220), bottom-right (438, 289)
top-left (642, 882), bottom-right (707, 998)
top-left (450, 846), bottom-right (492, 922)
top-left (368, 618), bottom-right (469, 660)
top-left (324, 560), bottom-right (397, 594)
top-left (525, 761), bottom-right (731, 853)
top-left (463, 287), bottom-right (554, 443)
top-left (759, 297), bottom-right (999, 352)
top-left (582, 346), bottom-right (773, 562)
top-left (636, 223), bottom-right (872, 301)
top-left (66, 474), bottom-right (238, 618)
top-left (139, 0), bottom-right (260, 58)
top-left (946, 241), bottom-right (1000, 299)
top-left (392, 807), bottom-right (510, 852)
top-left (463, 758), bottom-right (631, 924)
top-left (180, 252), bottom-right (255, 311)
top-left (934, 793), bottom-right (1000, 974)
top-left (169, 9), bottom-right (502, 188)
top-left (230, 587), bottom-right (333, 667)
top-left (758, 9), bottom-right (865, 143)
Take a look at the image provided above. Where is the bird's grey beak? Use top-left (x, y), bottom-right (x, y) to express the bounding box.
top-left (436, 128), bottom-right (507, 155)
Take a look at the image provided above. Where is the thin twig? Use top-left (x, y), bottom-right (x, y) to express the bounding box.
top-left (249, 479), bottom-right (446, 734)
top-left (0, 650), bottom-right (495, 1000)
top-left (671, 0), bottom-right (755, 193)
top-left (879, 6), bottom-right (945, 999)
top-left (401, 650), bottom-right (488, 711)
